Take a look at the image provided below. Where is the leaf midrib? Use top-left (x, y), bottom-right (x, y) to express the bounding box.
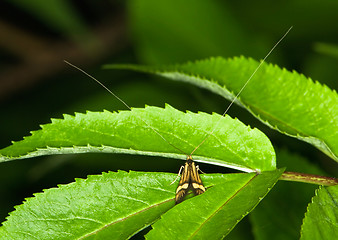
top-left (78, 198), bottom-right (174, 240)
top-left (189, 173), bottom-right (258, 238)
top-left (79, 112), bottom-right (254, 170)
top-left (161, 69), bottom-right (330, 147)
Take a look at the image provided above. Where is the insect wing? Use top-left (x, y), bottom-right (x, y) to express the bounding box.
top-left (190, 161), bottom-right (205, 196)
top-left (175, 162), bottom-right (191, 204)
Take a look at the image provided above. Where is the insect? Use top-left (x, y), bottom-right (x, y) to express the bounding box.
top-left (64, 26), bottom-right (292, 204)
top-left (174, 156), bottom-right (205, 204)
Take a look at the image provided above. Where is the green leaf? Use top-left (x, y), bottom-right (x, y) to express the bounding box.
top-left (300, 185), bottom-right (338, 240)
top-left (146, 169), bottom-right (284, 239)
top-left (0, 171), bottom-right (175, 239)
top-left (0, 171), bottom-right (268, 239)
top-left (105, 57), bottom-right (338, 161)
top-left (0, 105), bottom-right (276, 172)
top-left (314, 42), bottom-right (338, 59)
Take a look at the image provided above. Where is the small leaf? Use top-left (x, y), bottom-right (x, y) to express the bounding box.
top-left (250, 149), bottom-right (326, 240)
top-left (300, 185), bottom-right (338, 240)
top-left (146, 169), bottom-right (284, 239)
top-left (0, 105), bottom-right (275, 172)
top-left (0, 171), bottom-right (255, 239)
top-left (106, 57), bottom-right (338, 161)
top-left (314, 42), bottom-right (338, 59)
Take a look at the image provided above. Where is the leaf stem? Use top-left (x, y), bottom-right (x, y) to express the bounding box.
top-left (280, 171), bottom-right (337, 186)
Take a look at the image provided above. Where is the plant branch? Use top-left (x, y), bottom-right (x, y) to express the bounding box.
top-left (280, 171), bottom-right (337, 186)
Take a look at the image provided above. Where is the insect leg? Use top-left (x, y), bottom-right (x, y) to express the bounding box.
top-left (196, 165), bottom-right (206, 174)
top-left (170, 165), bottom-right (185, 185)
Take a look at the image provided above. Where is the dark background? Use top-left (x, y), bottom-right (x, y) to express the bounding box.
top-left (0, 0), bottom-right (337, 238)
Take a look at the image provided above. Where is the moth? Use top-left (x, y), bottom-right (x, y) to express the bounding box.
top-left (175, 156), bottom-right (205, 204)
top-left (172, 27), bottom-right (292, 204)
top-left (64, 26), bottom-right (291, 205)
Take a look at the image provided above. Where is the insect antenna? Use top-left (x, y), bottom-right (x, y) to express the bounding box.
top-left (64, 27), bottom-right (292, 204)
top-left (189, 26), bottom-right (293, 158)
top-left (63, 60), bottom-right (188, 156)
